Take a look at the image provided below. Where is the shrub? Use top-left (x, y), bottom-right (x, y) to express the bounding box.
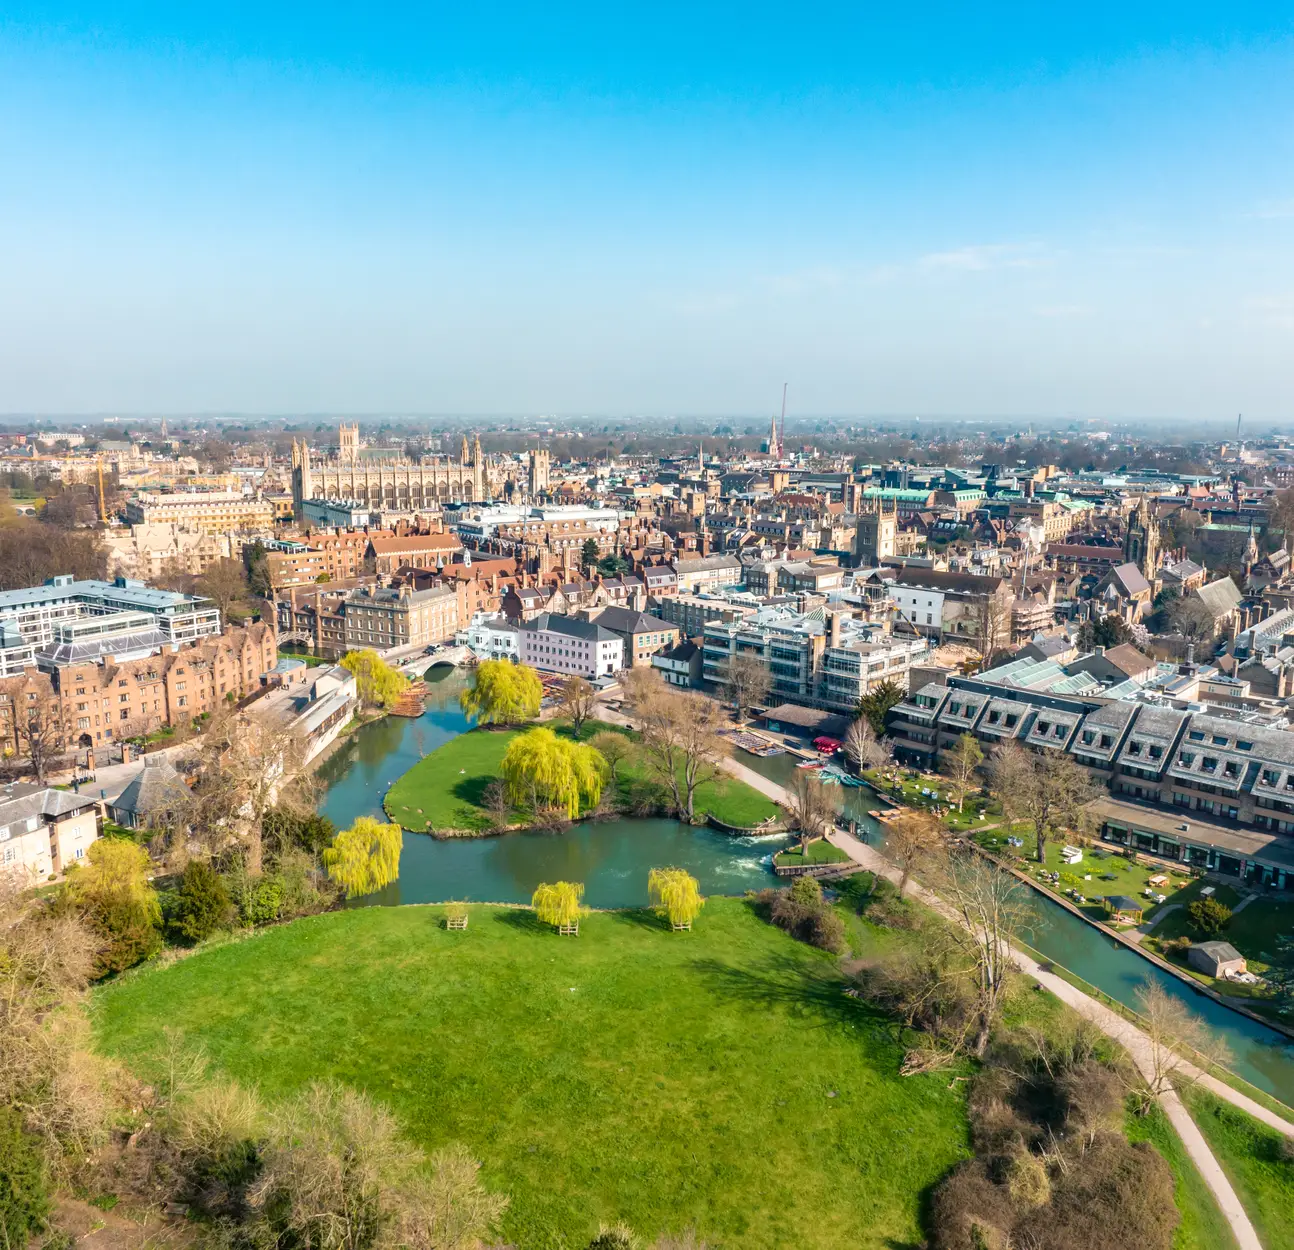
top-left (170, 860), bottom-right (234, 944)
top-left (758, 880), bottom-right (847, 954)
top-left (1160, 935), bottom-right (1191, 958)
top-left (225, 865), bottom-right (285, 928)
top-left (0, 1107), bottom-right (50, 1249)
top-left (1187, 897), bottom-right (1232, 937)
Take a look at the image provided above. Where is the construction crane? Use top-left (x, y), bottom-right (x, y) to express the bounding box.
top-left (95, 456), bottom-right (108, 524)
top-left (778, 382), bottom-right (787, 458)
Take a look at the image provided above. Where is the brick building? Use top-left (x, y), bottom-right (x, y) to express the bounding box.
top-left (0, 621), bottom-right (277, 754)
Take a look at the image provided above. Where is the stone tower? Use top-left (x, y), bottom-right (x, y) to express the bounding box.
top-left (338, 422), bottom-right (360, 464)
top-left (1123, 496), bottom-right (1159, 578)
top-left (472, 434), bottom-right (485, 500)
top-left (854, 495), bottom-right (897, 566)
top-left (528, 448), bottom-right (551, 499)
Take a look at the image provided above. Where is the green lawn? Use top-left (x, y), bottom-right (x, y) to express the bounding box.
top-left (384, 721), bottom-right (779, 833)
top-left (385, 727), bottom-right (523, 831)
top-left (774, 839), bottom-right (851, 867)
top-left (1125, 1102), bottom-right (1239, 1250)
top-left (1183, 1089), bottom-right (1294, 1250)
top-left (92, 899), bottom-right (971, 1250)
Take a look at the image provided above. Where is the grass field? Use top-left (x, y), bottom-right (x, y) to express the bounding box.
top-left (1183, 1089), bottom-right (1294, 1250)
top-left (92, 899), bottom-right (970, 1250)
top-left (384, 720), bottom-right (780, 833)
top-left (1125, 1102), bottom-right (1239, 1250)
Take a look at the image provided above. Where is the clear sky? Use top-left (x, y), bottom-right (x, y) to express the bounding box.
top-left (2, 4), bottom-right (1294, 420)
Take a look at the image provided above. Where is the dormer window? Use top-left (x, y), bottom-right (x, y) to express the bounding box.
top-left (1081, 731), bottom-right (1095, 745)
top-left (1262, 769), bottom-right (1279, 786)
top-left (1128, 741), bottom-right (1142, 756)
top-left (1037, 721), bottom-right (1051, 735)
top-left (1180, 752), bottom-right (1195, 766)
top-left (949, 701), bottom-right (962, 715)
top-left (1005, 714), bottom-right (1018, 728)
top-left (1189, 730), bottom-right (1205, 741)
top-left (988, 710), bottom-right (1001, 725)
top-left (1100, 735), bottom-right (1113, 747)
top-left (1202, 757), bottom-right (1218, 772)
top-left (1224, 762), bottom-right (1239, 778)
top-left (1212, 735), bottom-right (1228, 746)
top-left (1237, 741), bottom-right (1253, 751)
top-left (1149, 745), bottom-right (1162, 759)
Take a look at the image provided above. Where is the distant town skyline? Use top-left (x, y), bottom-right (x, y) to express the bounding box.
top-left (2, 5), bottom-right (1293, 418)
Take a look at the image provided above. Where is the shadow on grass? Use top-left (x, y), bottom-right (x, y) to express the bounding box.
top-left (451, 775), bottom-right (492, 810)
top-left (611, 907), bottom-right (669, 934)
top-left (689, 949), bottom-right (896, 1039)
top-left (493, 907), bottom-right (550, 936)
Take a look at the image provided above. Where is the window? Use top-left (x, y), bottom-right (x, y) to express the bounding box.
top-left (1189, 730), bottom-right (1205, 741)
top-left (1237, 740), bottom-right (1253, 751)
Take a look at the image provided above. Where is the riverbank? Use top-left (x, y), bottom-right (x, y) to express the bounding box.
top-left (383, 719), bottom-right (781, 835)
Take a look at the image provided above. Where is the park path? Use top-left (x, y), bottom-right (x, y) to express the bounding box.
top-left (819, 821), bottom-right (1265, 1249)
top-left (712, 751), bottom-right (1269, 1248)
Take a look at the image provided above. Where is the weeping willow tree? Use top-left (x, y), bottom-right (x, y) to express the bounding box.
top-left (322, 816), bottom-right (403, 898)
top-left (501, 726), bottom-right (609, 819)
top-left (532, 880), bottom-right (586, 935)
top-left (648, 867), bottom-right (706, 931)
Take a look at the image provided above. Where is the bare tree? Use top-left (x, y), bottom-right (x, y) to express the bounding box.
top-left (1170, 596), bottom-right (1219, 643)
top-left (617, 665), bottom-right (661, 713)
top-left (1132, 980), bottom-right (1233, 1110)
top-left (843, 717), bottom-right (890, 773)
top-left (787, 771), bottom-right (837, 852)
top-left (987, 742), bottom-right (1094, 863)
top-left (635, 688), bottom-right (729, 822)
top-left (722, 653), bottom-right (772, 724)
top-left (14, 698), bottom-right (62, 785)
top-left (557, 675), bottom-right (597, 736)
top-left (195, 557), bottom-right (251, 623)
top-left (480, 779), bottom-right (511, 833)
top-left (885, 808), bottom-right (943, 895)
top-left (943, 732), bottom-right (984, 812)
top-left (971, 594), bottom-right (1012, 667)
top-left (934, 848), bottom-right (1033, 1057)
top-left (183, 708), bottom-right (317, 874)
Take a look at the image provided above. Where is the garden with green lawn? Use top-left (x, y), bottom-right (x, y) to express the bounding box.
top-left (975, 825), bottom-right (1200, 916)
top-left (384, 720), bottom-right (780, 833)
top-left (93, 898), bottom-right (971, 1250)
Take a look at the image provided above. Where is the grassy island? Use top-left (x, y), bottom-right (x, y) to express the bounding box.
top-left (94, 898), bottom-right (970, 1250)
top-left (383, 720), bottom-right (779, 833)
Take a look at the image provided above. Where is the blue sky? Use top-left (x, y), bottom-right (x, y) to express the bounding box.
top-left (2, 4), bottom-right (1294, 420)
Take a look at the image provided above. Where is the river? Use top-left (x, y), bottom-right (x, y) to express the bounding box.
top-left (316, 669), bottom-right (788, 909)
top-left (315, 671), bottom-right (1294, 1106)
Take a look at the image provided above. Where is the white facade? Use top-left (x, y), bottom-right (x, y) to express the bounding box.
top-left (519, 618), bottom-right (623, 678)
top-left (0, 786), bottom-right (100, 884)
top-left (889, 583), bottom-right (945, 634)
top-left (456, 613), bottom-right (520, 662)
